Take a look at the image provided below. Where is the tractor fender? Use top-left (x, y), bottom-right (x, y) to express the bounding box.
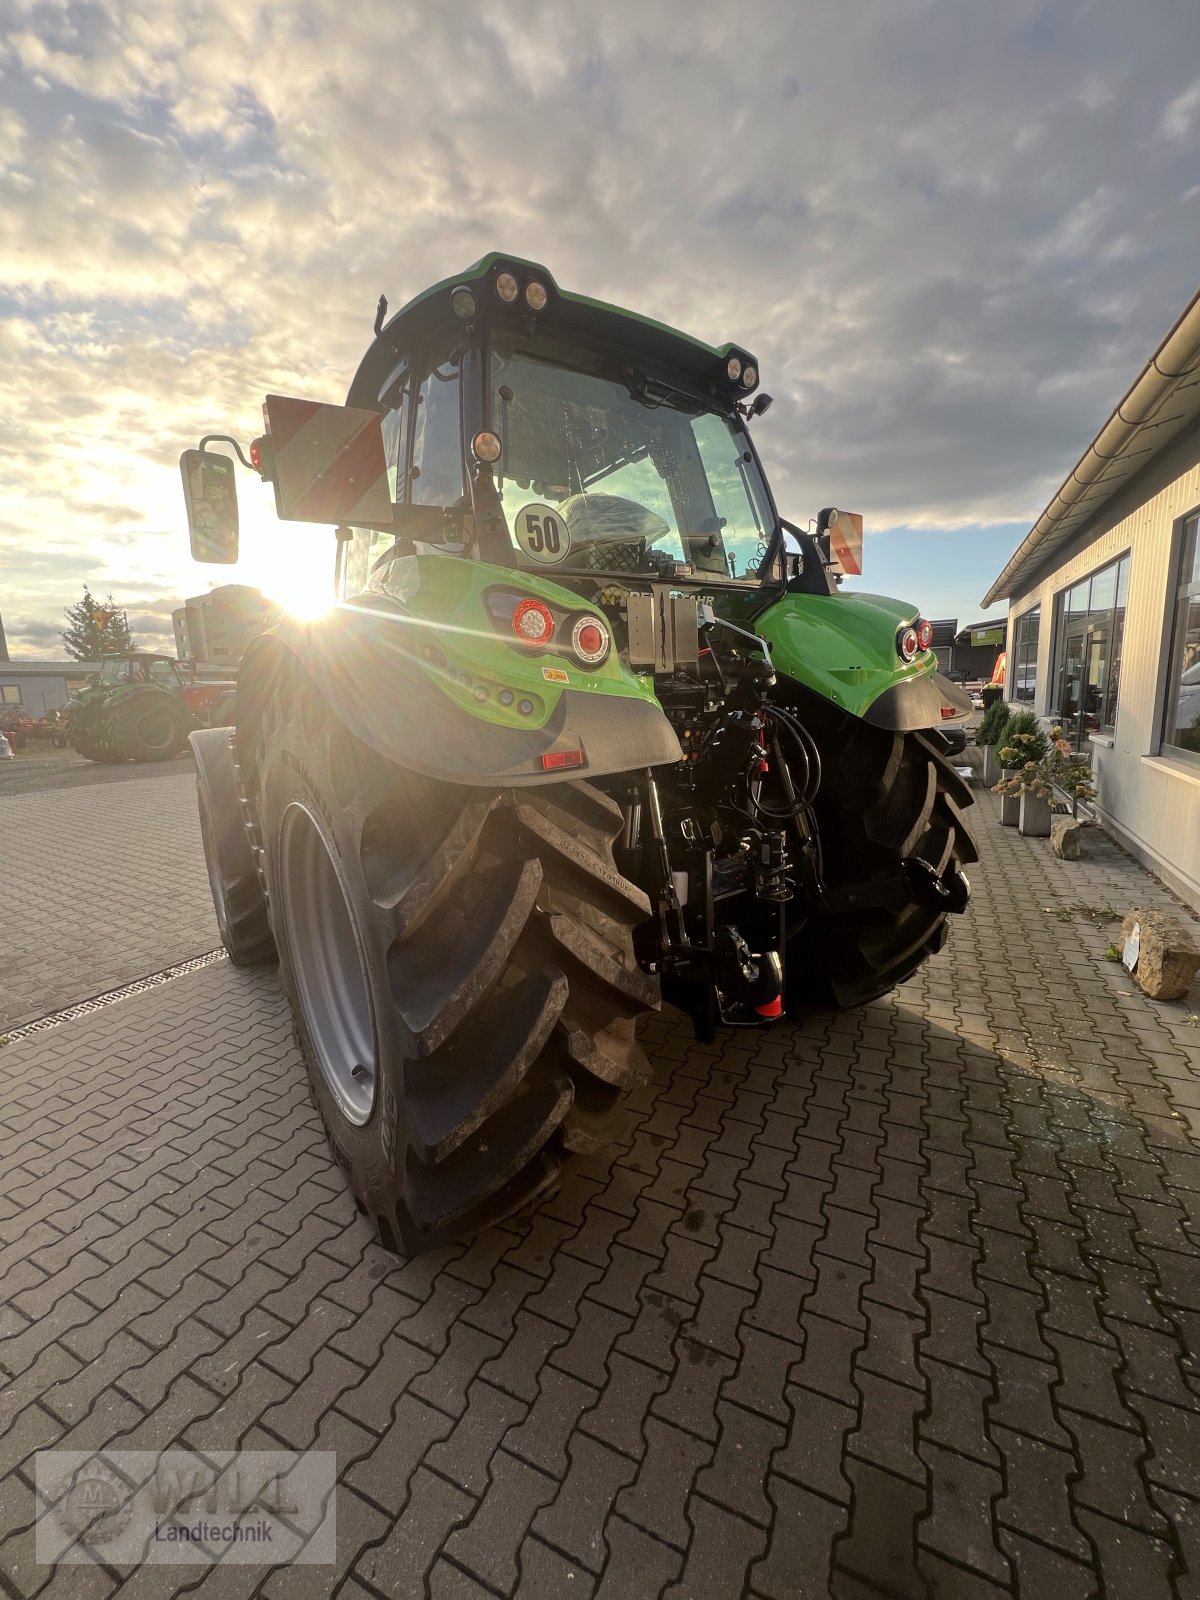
top-left (235, 611), bottom-right (681, 787)
top-left (756, 590), bottom-right (970, 732)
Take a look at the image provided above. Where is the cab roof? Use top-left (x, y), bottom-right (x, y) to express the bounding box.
top-left (347, 253), bottom-right (760, 410)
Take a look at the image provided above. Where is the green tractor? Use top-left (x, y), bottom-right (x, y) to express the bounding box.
top-left (182, 254), bottom-right (976, 1254)
top-left (69, 653), bottom-right (237, 763)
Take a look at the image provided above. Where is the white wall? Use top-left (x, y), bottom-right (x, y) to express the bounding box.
top-left (0, 674), bottom-right (71, 714)
top-left (1005, 422), bottom-right (1200, 910)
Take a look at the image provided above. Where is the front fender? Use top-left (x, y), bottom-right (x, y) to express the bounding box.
top-left (756, 591), bottom-right (968, 730)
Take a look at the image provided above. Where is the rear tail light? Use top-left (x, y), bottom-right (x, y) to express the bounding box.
top-left (916, 618), bottom-right (934, 652)
top-left (512, 599), bottom-right (555, 646)
top-left (898, 626), bottom-right (920, 661)
top-left (569, 614), bottom-right (609, 668)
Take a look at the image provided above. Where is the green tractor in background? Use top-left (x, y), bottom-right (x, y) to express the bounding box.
top-left (182, 254), bottom-right (976, 1254)
top-left (68, 653), bottom-right (237, 763)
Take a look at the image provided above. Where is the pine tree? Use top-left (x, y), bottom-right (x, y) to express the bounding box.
top-left (62, 588), bottom-right (136, 661)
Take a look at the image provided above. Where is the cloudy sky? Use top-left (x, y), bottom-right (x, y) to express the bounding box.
top-left (2, 0), bottom-right (1199, 656)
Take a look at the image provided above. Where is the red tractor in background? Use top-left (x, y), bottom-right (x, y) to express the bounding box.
top-left (68, 653), bottom-right (237, 763)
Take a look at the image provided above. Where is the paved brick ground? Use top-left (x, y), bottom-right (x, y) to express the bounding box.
top-left (0, 773), bottom-right (217, 1031)
top-left (1, 789), bottom-right (1199, 1597)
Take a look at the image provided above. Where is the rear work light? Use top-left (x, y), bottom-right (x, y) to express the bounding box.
top-left (540, 748), bottom-right (585, 771)
top-left (512, 598), bottom-right (555, 646)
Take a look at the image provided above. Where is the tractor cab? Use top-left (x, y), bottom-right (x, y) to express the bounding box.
top-left (93, 653), bottom-right (187, 690)
top-left (339, 254), bottom-right (791, 599)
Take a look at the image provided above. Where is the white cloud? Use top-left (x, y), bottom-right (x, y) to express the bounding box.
top-left (1, 0), bottom-right (1199, 651)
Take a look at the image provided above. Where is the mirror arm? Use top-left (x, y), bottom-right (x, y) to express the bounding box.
top-left (198, 434), bottom-right (256, 471)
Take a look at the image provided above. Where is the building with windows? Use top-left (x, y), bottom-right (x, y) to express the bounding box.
top-left (0, 660), bottom-right (98, 714)
top-left (984, 289), bottom-right (1200, 911)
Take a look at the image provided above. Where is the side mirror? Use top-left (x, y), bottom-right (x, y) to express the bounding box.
top-left (181, 450), bottom-right (239, 564)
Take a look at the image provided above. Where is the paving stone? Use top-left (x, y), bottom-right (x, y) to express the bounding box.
top-left (662, 1494), bottom-right (767, 1600)
top-left (833, 1458), bottom-right (930, 1600)
top-left (424, 1379), bottom-right (528, 1496)
top-left (650, 1341), bottom-right (734, 1443)
top-left (443, 1449), bottom-right (558, 1593)
top-left (750, 1476), bottom-right (849, 1600)
top-left (336, 1334), bottom-right (435, 1431)
top-left (992, 1426), bottom-right (1091, 1561)
top-left (1074, 1509), bottom-right (1178, 1600)
top-left (772, 1383), bottom-right (856, 1505)
top-left (531, 1432), bottom-right (639, 1572)
top-left (996, 1529), bottom-right (1099, 1600)
top-left (592, 1515), bottom-right (683, 1600)
top-left (501, 1367), bottom-right (597, 1479)
top-left (615, 1417), bottom-right (714, 1549)
top-left (575, 1353), bottom-right (666, 1464)
top-left (352, 1467), bottom-right (473, 1597)
top-left (345, 1393), bottom-right (455, 1515)
top-left (918, 1439), bottom-right (1011, 1585)
top-left (515, 1536), bottom-right (597, 1599)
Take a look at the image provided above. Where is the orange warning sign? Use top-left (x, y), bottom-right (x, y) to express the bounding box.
top-left (828, 511), bottom-right (863, 576)
top-left (263, 395), bottom-right (393, 526)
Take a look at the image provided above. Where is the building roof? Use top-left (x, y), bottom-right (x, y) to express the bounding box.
top-left (984, 286), bottom-right (1200, 607)
top-left (0, 660), bottom-right (99, 674)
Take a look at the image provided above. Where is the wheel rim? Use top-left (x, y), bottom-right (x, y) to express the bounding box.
top-left (278, 802), bottom-right (377, 1126)
top-left (135, 708), bottom-right (175, 750)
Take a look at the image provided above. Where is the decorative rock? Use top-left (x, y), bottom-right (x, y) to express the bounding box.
top-left (1018, 791), bottom-right (1052, 838)
top-left (1051, 816), bottom-right (1082, 859)
top-left (1119, 907), bottom-right (1200, 1001)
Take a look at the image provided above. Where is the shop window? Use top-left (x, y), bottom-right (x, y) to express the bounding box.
top-left (1010, 606), bottom-right (1040, 703)
top-left (1164, 514), bottom-right (1200, 759)
top-left (1051, 553), bottom-right (1130, 749)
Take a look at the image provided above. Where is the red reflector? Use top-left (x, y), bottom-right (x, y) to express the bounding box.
top-left (940, 705), bottom-right (957, 720)
top-left (577, 623), bottom-right (604, 656)
top-left (755, 995), bottom-right (784, 1018)
top-left (539, 749), bottom-right (586, 771)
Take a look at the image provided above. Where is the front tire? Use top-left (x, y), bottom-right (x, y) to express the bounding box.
top-left (254, 668), bottom-right (658, 1254)
top-left (193, 729), bottom-right (276, 967)
top-left (787, 717), bottom-right (978, 1011)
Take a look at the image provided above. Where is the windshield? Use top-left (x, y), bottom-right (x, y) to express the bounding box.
top-left (98, 660), bottom-right (128, 684)
top-left (490, 332), bottom-right (779, 585)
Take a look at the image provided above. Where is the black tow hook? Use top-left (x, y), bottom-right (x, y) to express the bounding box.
top-left (903, 858), bottom-right (971, 914)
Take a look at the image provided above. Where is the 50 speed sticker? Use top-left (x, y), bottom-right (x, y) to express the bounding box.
top-left (514, 503), bottom-right (571, 564)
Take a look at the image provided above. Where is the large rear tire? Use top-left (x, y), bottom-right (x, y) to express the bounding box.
top-left (110, 694), bottom-right (190, 761)
top-left (787, 718), bottom-right (978, 1011)
top-left (192, 729), bottom-right (276, 967)
top-left (254, 667), bottom-right (658, 1254)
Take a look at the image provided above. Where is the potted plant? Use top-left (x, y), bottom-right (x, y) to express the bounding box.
top-left (992, 712), bottom-right (1050, 831)
top-left (975, 699), bottom-right (1011, 786)
top-left (1046, 726), bottom-right (1096, 818)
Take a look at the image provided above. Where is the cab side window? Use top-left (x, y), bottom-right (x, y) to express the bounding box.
top-left (149, 660), bottom-right (180, 688)
top-left (381, 380), bottom-right (410, 505)
top-left (411, 351), bottom-right (463, 508)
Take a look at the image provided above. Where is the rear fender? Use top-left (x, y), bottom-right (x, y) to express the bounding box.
top-left (236, 557), bottom-right (681, 786)
top-left (755, 591), bottom-right (970, 731)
